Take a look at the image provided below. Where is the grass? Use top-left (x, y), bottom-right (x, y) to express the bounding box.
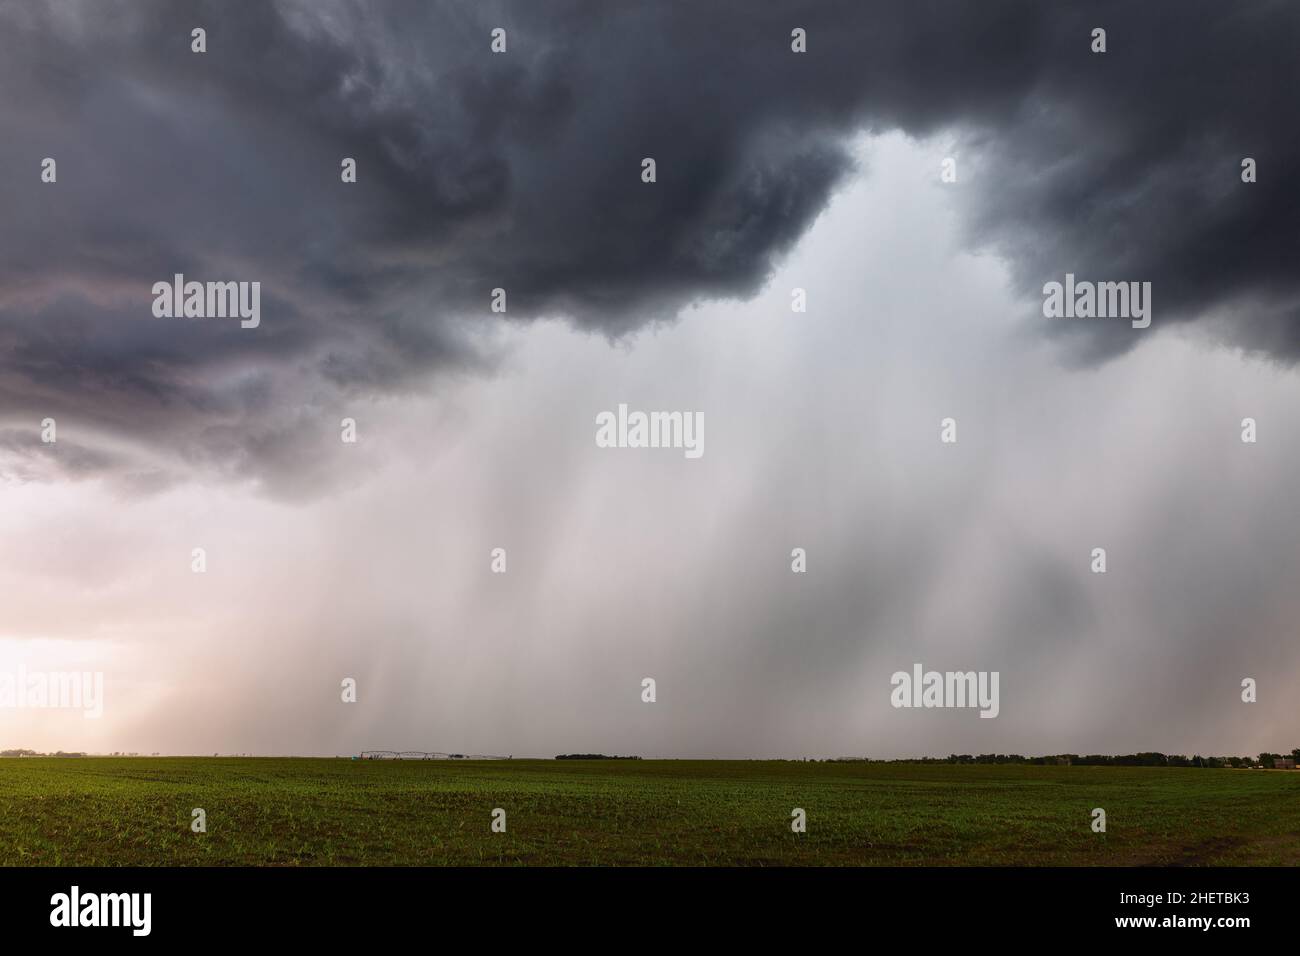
top-left (0, 757), bottom-right (1297, 866)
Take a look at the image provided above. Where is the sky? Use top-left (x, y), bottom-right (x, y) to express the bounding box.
top-left (1, 1), bottom-right (1297, 757)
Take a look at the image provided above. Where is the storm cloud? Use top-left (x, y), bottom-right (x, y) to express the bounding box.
top-left (0, 0), bottom-right (1297, 491)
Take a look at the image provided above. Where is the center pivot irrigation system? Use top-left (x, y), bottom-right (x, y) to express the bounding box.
top-left (358, 751), bottom-right (512, 760)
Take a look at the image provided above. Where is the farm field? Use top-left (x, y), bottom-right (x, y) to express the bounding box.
top-left (0, 758), bottom-right (1297, 866)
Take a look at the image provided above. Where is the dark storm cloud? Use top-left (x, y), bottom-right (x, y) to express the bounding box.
top-left (0, 0), bottom-right (1295, 489)
top-left (950, 4), bottom-right (1300, 364)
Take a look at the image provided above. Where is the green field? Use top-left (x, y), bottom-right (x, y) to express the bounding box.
top-left (1, 758), bottom-right (1297, 866)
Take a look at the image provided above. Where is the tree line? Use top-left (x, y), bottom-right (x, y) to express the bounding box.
top-left (823, 750), bottom-right (1300, 767)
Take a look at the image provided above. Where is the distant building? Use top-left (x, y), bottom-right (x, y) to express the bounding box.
top-left (1274, 757), bottom-right (1296, 770)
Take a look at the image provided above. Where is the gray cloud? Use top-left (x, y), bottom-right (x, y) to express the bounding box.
top-left (0, 1), bottom-right (1296, 492)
